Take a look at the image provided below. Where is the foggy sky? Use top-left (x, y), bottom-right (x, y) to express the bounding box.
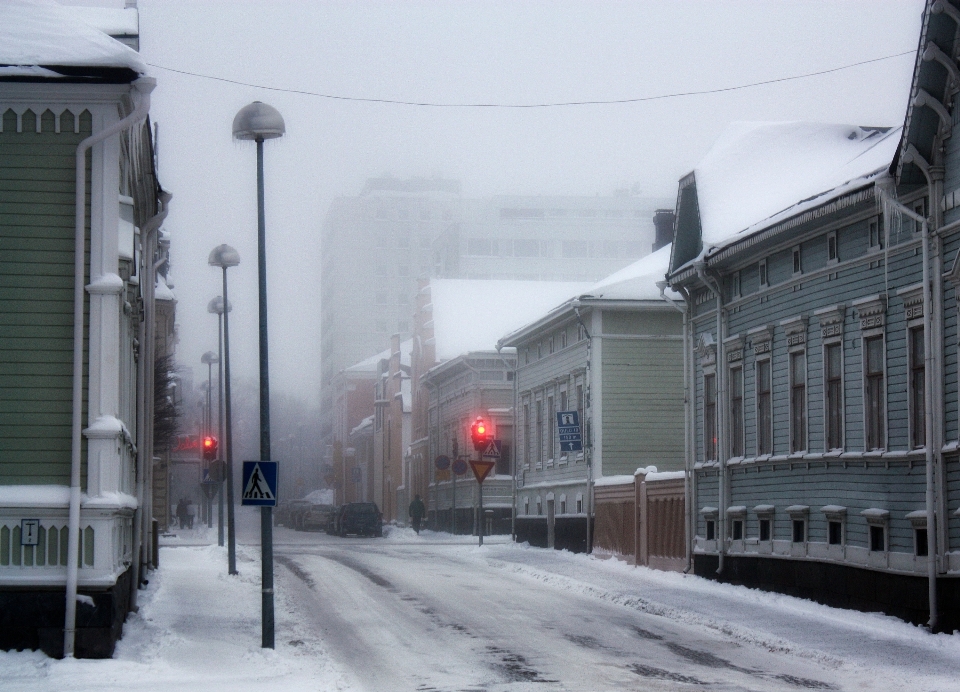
top-left (64, 0), bottom-right (924, 401)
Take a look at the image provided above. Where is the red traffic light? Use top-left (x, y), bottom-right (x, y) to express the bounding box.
top-left (470, 416), bottom-right (491, 451)
top-left (202, 435), bottom-right (219, 461)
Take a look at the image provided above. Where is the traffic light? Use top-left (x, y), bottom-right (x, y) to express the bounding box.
top-left (470, 416), bottom-right (491, 451)
top-left (202, 435), bottom-right (218, 461)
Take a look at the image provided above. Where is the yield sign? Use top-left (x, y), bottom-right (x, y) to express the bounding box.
top-left (469, 459), bottom-right (496, 484)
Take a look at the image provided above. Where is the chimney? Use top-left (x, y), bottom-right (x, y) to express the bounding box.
top-left (652, 209), bottom-right (676, 252)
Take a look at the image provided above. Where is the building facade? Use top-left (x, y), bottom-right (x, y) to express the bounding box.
top-left (0, 3), bottom-right (171, 656)
top-left (667, 2), bottom-right (960, 628)
top-left (500, 246), bottom-right (685, 552)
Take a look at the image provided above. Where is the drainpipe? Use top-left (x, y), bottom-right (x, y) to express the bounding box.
top-left (130, 192), bottom-right (170, 613)
top-left (695, 261), bottom-right (726, 575)
top-left (495, 342), bottom-right (518, 541)
top-left (572, 298), bottom-right (593, 553)
top-left (65, 76), bottom-right (155, 658)
top-left (878, 185), bottom-right (938, 631)
top-left (658, 281), bottom-right (693, 572)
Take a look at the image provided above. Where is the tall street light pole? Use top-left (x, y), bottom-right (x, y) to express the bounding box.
top-left (208, 296), bottom-right (231, 547)
top-left (208, 244), bottom-right (240, 574)
top-left (233, 101), bottom-right (284, 650)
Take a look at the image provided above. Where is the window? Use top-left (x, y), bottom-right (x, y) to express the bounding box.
top-left (547, 395), bottom-right (555, 462)
top-left (706, 520), bottom-right (716, 541)
top-left (523, 403), bottom-right (530, 465)
top-left (828, 521), bottom-right (843, 545)
top-left (524, 497), bottom-right (530, 515)
top-left (758, 259), bottom-right (768, 287)
top-left (790, 352), bottom-right (806, 453)
top-left (535, 400), bottom-right (543, 468)
top-left (910, 326), bottom-right (925, 449)
top-left (827, 231), bottom-right (838, 263)
top-left (792, 519), bottom-right (806, 543)
top-left (865, 336), bottom-right (885, 450)
top-left (729, 366), bottom-right (744, 457)
top-left (576, 496), bottom-right (583, 514)
top-left (549, 337), bottom-right (555, 354)
top-left (915, 528), bottom-right (928, 556)
top-left (759, 519), bottom-right (771, 542)
top-left (792, 246), bottom-right (802, 275)
top-left (537, 342), bottom-right (542, 359)
top-left (732, 271), bottom-right (741, 299)
top-left (537, 497), bottom-right (542, 516)
top-left (560, 330), bottom-right (567, 349)
top-left (869, 525), bottom-right (885, 552)
top-left (825, 343), bottom-right (843, 450)
top-left (560, 499), bottom-right (566, 514)
top-left (578, 323), bottom-right (587, 341)
top-left (756, 359), bottom-right (772, 455)
top-left (703, 373), bottom-right (717, 460)
top-left (731, 520), bottom-right (743, 540)
top-left (869, 217), bottom-right (883, 249)
top-left (914, 199), bottom-right (926, 234)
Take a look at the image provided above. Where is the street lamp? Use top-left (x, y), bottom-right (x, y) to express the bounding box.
top-left (208, 296), bottom-right (232, 547)
top-left (233, 100), bottom-right (284, 650)
top-left (208, 243), bottom-right (240, 575)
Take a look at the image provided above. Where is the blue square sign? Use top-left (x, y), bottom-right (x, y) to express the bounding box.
top-left (241, 461), bottom-right (278, 506)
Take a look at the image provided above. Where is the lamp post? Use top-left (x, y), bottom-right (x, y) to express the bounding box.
top-left (233, 100), bottom-right (284, 650)
top-left (201, 350), bottom-right (219, 529)
top-left (208, 296), bottom-right (231, 547)
top-left (208, 244), bottom-right (240, 575)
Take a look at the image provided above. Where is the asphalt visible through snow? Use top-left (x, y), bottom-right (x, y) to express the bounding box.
top-left (269, 528), bottom-right (886, 692)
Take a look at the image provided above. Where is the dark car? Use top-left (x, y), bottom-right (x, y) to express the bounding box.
top-left (336, 502), bottom-right (382, 537)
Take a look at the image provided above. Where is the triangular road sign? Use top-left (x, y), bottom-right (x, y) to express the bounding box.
top-left (469, 459), bottom-right (496, 484)
top-left (242, 461), bottom-right (276, 503)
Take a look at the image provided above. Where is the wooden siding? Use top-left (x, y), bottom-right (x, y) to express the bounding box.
top-left (726, 461), bottom-right (926, 552)
top-left (601, 336), bottom-right (684, 474)
top-left (0, 108), bottom-right (91, 485)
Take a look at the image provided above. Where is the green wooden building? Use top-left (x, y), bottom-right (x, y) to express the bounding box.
top-left (0, 3), bottom-right (170, 657)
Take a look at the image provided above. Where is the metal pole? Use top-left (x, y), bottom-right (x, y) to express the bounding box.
top-left (256, 137), bottom-right (275, 649)
top-left (222, 267), bottom-right (237, 575)
top-left (478, 472), bottom-right (484, 547)
top-left (452, 465), bottom-right (457, 534)
top-left (217, 311), bottom-right (225, 547)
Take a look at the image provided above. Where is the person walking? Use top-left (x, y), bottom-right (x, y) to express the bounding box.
top-left (176, 498), bottom-right (187, 529)
top-left (186, 499), bottom-right (196, 529)
top-left (408, 494), bottom-right (426, 535)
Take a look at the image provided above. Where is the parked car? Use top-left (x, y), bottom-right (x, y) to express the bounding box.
top-left (335, 502), bottom-right (383, 537)
top-left (301, 503), bottom-right (336, 531)
top-left (277, 499), bottom-right (311, 529)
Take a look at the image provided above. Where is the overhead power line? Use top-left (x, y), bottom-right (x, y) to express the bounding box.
top-left (147, 50), bottom-right (915, 108)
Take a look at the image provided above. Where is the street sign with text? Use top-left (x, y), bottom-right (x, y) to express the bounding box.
top-left (556, 410), bottom-right (583, 452)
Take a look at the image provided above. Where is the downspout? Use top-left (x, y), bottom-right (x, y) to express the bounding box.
top-left (495, 342), bottom-right (518, 541)
top-left (66, 76), bottom-right (155, 658)
top-left (659, 281), bottom-right (692, 572)
top-left (130, 191), bottom-right (170, 613)
top-left (695, 261), bottom-right (726, 575)
top-left (879, 185), bottom-right (937, 631)
top-left (572, 298), bottom-right (593, 553)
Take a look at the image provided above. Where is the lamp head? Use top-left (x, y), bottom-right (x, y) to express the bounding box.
top-left (201, 351), bottom-right (219, 365)
top-left (232, 101), bottom-right (285, 141)
top-left (209, 243), bottom-right (240, 268)
top-left (207, 296), bottom-right (232, 315)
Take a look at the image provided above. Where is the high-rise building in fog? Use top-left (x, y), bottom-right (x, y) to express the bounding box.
top-left (319, 176), bottom-right (670, 445)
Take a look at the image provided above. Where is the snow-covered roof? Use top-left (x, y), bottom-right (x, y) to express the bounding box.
top-left (584, 244), bottom-right (676, 301)
top-left (155, 274), bottom-right (175, 302)
top-left (0, 0), bottom-right (146, 75)
top-left (429, 279), bottom-right (592, 360)
top-left (70, 7), bottom-right (139, 37)
top-left (692, 122), bottom-right (900, 260)
top-left (344, 338), bottom-right (413, 374)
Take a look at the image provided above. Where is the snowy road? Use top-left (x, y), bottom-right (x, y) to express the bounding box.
top-left (272, 526), bottom-right (960, 692)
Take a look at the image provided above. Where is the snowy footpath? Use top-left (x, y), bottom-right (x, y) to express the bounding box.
top-left (5, 523), bottom-right (960, 691)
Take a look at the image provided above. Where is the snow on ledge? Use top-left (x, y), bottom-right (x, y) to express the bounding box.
top-left (0, 485), bottom-right (137, 510)
top-left (593, 474), bottom-right (635, 487)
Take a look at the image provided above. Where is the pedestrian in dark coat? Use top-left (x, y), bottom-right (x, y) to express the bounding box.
top-left (176, 499), bottom-right (187, 529)
top-left (408, 494), bottom-right (426, 534)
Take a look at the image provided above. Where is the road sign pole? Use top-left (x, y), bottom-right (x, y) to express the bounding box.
top-left (478, 470), bottom-right (484, 547)
top-left (452, 468), bottom-right (457, 534)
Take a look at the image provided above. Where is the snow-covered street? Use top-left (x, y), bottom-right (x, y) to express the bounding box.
top-left (5, 511), bottom-right (960, 691)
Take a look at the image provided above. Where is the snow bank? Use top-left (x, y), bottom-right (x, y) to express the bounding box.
top-left (585, 243), bottom-right (677, 301)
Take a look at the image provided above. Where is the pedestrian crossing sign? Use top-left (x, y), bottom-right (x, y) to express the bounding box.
top-left (241, 461), bottom-right (278, 506)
